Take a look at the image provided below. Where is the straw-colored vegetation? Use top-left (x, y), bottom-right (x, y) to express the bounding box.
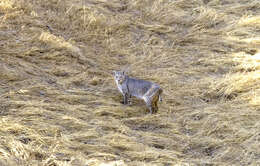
top-left (0, 0), bottom-right (259, 165)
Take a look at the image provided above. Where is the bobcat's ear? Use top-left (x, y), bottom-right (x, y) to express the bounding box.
top-left (112, 71), bottom-right (116, 76)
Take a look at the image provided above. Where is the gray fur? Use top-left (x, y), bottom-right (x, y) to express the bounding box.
top-left (113, 71), bottom-right (163, 114)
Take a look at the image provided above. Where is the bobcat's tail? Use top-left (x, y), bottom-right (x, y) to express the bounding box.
top-left (158, 88), bottom-right (163, 102)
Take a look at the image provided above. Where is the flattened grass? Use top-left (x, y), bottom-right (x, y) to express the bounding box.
top-left (0, 0), bottom-right (259, 165)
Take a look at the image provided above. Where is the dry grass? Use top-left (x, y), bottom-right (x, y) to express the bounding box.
top-left (0, 0), bottom-right (259, 165)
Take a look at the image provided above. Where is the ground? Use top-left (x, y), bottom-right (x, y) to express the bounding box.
top-left (0, 0), bottom-right (259, 165)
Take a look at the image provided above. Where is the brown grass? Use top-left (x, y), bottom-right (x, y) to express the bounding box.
top-left (0, 0), bottom-right (259, 165)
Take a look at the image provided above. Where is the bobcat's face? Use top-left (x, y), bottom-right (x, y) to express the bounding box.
top-left (113, 71), bottom-right (126, 84)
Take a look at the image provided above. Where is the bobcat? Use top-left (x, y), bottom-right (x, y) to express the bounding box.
top-left (113, 71), bottom-right (163, 114)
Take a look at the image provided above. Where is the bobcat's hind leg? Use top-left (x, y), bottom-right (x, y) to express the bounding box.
top-left (148, 102), bottom-right (157, 114)
top-left (151, 94), bottom-right (159, 113)
top-left (153, 100), bottom-right (159, 113)
top-left (148, 105), bottom-right (153, 114)
top-left (144, 98), bottom-right (154, 114)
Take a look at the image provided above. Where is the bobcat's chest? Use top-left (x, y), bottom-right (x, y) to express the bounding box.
top-left (115, 80), bottom-right (123, 94)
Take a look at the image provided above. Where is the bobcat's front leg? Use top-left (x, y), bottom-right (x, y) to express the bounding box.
top-left (128, 94), bottom-right (132, 105)
top-left (123, 93), bottom-right (128, 105)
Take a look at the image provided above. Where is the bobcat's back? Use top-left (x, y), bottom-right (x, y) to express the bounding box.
top-left (126, 78), bottom-right (155, 99)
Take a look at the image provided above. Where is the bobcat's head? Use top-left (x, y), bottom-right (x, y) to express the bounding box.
top-left (113, 71), bottom-right (127, 84)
